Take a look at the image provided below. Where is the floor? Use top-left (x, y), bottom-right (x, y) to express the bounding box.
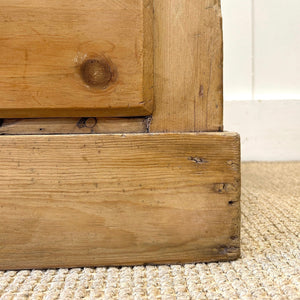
top-left (0, 162), bottom-right (299, 300)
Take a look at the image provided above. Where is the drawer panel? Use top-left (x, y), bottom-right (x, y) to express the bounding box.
top-left (0, 0), bottom-right (153, 117)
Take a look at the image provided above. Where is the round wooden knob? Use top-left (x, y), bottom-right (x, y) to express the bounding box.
top-left (80, 58), bottom-right (112, 89)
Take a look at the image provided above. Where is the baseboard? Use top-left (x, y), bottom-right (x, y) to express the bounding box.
top-left (224, 100), bottom-right (300, 161)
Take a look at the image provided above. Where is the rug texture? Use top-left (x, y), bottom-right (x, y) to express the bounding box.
top-left (0, 162), bottom-right (299, 300)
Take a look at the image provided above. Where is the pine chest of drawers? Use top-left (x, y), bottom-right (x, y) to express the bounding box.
top-left (0, 0), bottom-right (240, 270)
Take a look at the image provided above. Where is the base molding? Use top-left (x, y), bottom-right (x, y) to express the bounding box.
top-left (225, 100), bottom-right (300, 161)
top-left (0, 132), bottom-right (240, 270)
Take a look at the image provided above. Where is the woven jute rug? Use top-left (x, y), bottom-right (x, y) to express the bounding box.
top-left (0, 162), bottom-right (299, 299)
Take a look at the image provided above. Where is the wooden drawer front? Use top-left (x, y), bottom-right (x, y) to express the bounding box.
top-left (0, 0), bottom-right (153, 118)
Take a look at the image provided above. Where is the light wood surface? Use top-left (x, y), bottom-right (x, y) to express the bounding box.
top-left (0, 118), bottom-right (147, 135)
top-left (151, 0), bottom-right (223, 132)
top-left (0, 0), bottom-right (153, 118)
top-left (0, 133), bottom-right (240, 270)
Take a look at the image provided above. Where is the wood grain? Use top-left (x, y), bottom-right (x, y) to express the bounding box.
top-left (0, 117), bottom-right (147, 135)
top-left (0, 133), bottom-right (240, 270)
top-left (0, 0), bottom-right (153, 118)
top-left (151, 0), bottom-right (223, 132)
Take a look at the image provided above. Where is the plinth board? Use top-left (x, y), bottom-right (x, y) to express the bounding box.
top-left (0, 132), bottom-right (240, 270)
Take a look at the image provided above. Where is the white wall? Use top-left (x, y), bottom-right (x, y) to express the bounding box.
top-left (222, 0), bottom-right (300, 101)
top-left (221, 0), bottom-right (300, 161)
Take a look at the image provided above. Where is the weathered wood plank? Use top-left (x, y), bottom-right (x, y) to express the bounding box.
top-left (0, 118), bottom-right (147, 135)
top-left (0, 0), bottom-right (153, 118)
top-left (151, 0), bottom-right (223, 132)
top-left (0, 132), bottom-right (240, 270)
